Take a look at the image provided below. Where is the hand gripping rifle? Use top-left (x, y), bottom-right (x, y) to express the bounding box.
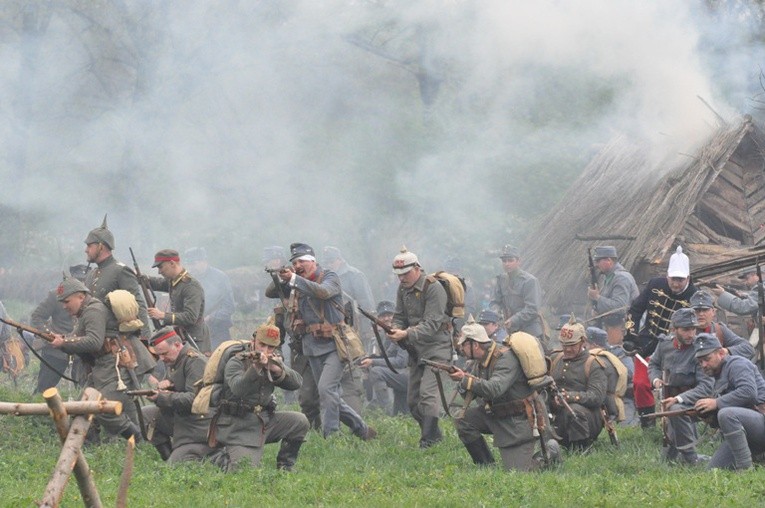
top-left (129, 247), bottom-right (162, 331)
top-left (548, 380), bottom-right (576, 417)
top-left (357, 305), bottom-right (408, 373)
top-left (420, 359), bottom-right (466, 417)
top-left (0, 318), bottom-right (54, 343)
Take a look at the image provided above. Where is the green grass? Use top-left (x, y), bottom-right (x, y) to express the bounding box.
top-left (1, 375), bottom-right (764, 507)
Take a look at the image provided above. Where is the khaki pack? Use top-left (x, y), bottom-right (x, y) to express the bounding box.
top-left (502, 331), bottom-right (550, 389)
top-left (426, 271), bottom-right (466, 318)
top-left (589, 347), bottom-right (629, 422)
top-left (192, 340), bottom-right (249, 415)
top-left (106, 289), bottom-right (144, 333)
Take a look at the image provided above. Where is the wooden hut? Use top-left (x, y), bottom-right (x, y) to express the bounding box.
top-left (522, 116), bottom-right (765, 315)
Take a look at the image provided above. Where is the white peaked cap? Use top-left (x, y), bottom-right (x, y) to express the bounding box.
top-left (667, 246), bottom-right (690, 278)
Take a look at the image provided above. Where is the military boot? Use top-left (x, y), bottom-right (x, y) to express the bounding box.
top-left (638, 408), bottom-right (656, 429)
top-left (276, 439), bottom-right (305, 471)
top-left (120, 422), bottom-right (143, 443)
top-left (724, 429), bottom-right (753, 470)
top-left (419, 416), bottom-right (443, 448)
top-left (464, 437), bottom-right (496, 466)
top-left (154, 442), bottom-right (173, 461)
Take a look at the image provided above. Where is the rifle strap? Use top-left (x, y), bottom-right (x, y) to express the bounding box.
top-left (433, 370), bottom-right (451, 417)
top-left (15, 328), bottom-right (77, 383)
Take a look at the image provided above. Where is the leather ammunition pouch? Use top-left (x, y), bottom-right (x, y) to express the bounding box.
top-left (307, 322), bottom-right (337, 339)
top-left (484, 398), bottom-right (527, 418)
top-left (219, 398), bottom-right (277, 417)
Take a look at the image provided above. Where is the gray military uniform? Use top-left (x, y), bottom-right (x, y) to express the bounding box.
top-left (699, 322), bottom-right (755, 360)
top-left (367, 336), bottom-right (409, 415)
top-left (194, 265), bottom-right (236, 349)
top-left (59, 295), bottom-right (138, 436)
top-left (149, 270), bottom-right (211, 353)
top-left (143, 345), bottom-right (214, 463)
top-left (214, 353), bottom-right (308, 469)
top-left (594, 262), bottom-right (639, 326)
top-left (648, 335), bottom-right (713, 462)
top-left (490, 269), bottom-right (543, 338)
top-left (456, 343), bottom-right (540, 471)
top-left (30, 290), bottom-right (80, 392)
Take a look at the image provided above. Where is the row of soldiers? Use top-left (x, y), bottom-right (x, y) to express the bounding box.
top-left (5, 215), bottom-right (765, 473)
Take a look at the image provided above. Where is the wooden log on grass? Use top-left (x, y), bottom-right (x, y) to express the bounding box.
top-left (0, 398), bottom-right (122, 416)
top-left (116, 435), bottom-right (136, 508)
top-left (43, 388), bottom-right (103, 508)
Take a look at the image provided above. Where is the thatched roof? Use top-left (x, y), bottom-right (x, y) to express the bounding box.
top-left (523, 116), bottom-right (765, 313)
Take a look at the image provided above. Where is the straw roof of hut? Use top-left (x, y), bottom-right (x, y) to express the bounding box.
top-left (522, 115), bottom-right (765, 313)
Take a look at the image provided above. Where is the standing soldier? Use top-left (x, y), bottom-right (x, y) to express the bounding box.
top-left (49, 277), bottom-right (141, 440)
top-left (142, 327), bottom-right (214, 463)
top-left (587, 246), bottom-right (639, 346)
top-left (648, 308), bottom-right (713, 464)
top-left (450, 317), bottom-right (558, 470)
top-left (184, 247), bottom-right (236, 350)
top-left (322, 246), bottom-right (374, 414)
top-left (212, 320), bottom-right (309, 471)
top-left (549, 319), bottom-right (607, 450)
top-left (30, 265), bottom-right (88, 393)
top-left (690, 291), bottom-right (755, 360)
top-left (359, 300), bottom-right (409, 415)
top-left (272, 243), bottom-right (375, 441)
top-left (625, 246), bottom-right (697, 427)
top-left (710, 269), bottom-right (760, 334)
top-left (84, 215), bottom-right (155, 377)
top-left (146, 249), bottom-right (211, 354)
top-left (388, 247), bottom-right (452, 448)
top-left (689, 333), bottom-right (765, 470)
top-left (490, 245), bottom-right (547, 352)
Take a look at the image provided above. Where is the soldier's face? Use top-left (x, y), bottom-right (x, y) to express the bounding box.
top-left (292, 258), bottom-right (316, 278)
top-left (745, 273), bottom-right (759, 289)
top-left (155, 340), bottom-right (182, 364)
top-left (397, 267), bottom-right (420, 288)
top-left (674, 326), bottom-right (696, 345)
top-left (61, 293), bottom-right (87, 316)
top-left (501, 257), bottom-right (520, 273)
top-left (562, 341), bottom-right (584, 359)
top-left (379, 313), bottom-right (394, 327)
top-left (667, 276), bottom-right (689, 294)
top-left (698, 349), bottom-right (724, 376)
top-left (157, 261), bottom-right (178, 279)
top-left (85, 243), bottom-right (102, 263)
top-left (595, 258), bottom-right (614, 273)
top-left (253, 339), bottom-right (277, 355)
top-left (693, 307), bottom-right (715, 327)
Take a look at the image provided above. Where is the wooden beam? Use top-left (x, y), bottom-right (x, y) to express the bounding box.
top-left (0, 398), bottom-right (122, 416)
top-left (40, 413), bottom-right (94, 507)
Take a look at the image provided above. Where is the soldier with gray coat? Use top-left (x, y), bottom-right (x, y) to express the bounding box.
top-left (690, 291), bottom-right (755, 360)
top-left (587, 246), bottom-right (639, 344)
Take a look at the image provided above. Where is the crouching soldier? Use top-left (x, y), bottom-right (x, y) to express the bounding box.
top-left (549, 319), bottom-right (607, 450)
top-left (212, 321), bottom-right (309, 471)
top-left (449, 317), bottom-right (557, 471)
top-left (142, 327), bottom-right (215, 463)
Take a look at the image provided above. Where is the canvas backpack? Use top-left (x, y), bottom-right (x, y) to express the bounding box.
top-left (425, 271), bottom-right (466, 318)
top-left (192, 340), bottom-right (249, 415)
top-left (503, 331), bottom-right (552, 389)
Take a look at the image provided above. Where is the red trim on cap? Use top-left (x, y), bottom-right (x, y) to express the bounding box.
top-left (152, 330), bottom-right (177, 346)
top-left (154, 256), bottom-right (180, 264)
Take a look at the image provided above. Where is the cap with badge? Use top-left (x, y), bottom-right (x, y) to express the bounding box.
top-left (499, 244), bottom-right (520, 260)
top-left (69, 264), bottom-right (90, 281)
top-left (593, 246), bottom-right (618, 260)
top-left (671, 307), bottom-right (699, 328)
top-left (56, 276), bottom-right (90, 301)
top-left (458, 315), bottom-right (491, 345)
top-left (152, 249), bottom-right (180, 268)
top-left (376, 300), bottom-right (396, 316)
top-left (694, 332), bottom-right (722, 358)
top-left (586, 327), bottom-right (608, 348)
top-left (392, 246), bottom-right (419, 275)
top-left (690, 291), bottom-right (714, 310)
top-left (84, 214), bottom-right (115, 250)
top-left (478, 309), bottom-right (500, 324)
top-left (289, 243), bottom-right (316, 263)
top-left (252, 318), bottom-right (281, 347)
top-left (559, 316), bottom-right (586, 346)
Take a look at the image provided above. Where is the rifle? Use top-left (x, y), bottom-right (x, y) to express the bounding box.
top-left (125, 389), bottom-right (158, 397)
top-left (549, 381), bottom-right (576, 417)
top-left (697, 281), bottom-right (745, 297)
top-left (420, 358), bottom-right (458, 374)
top-left (650, 407), bottom-right (701, 419)
top-left (419, 359), bottom-right (458, 417)
top-left (357, 305), bottom-right (415, 365)
top-left (129, 247), bottom-right (162, 331)
top-left (600, 406), bottom-right (620, 447)
top-left (587, 248), bottom-right (598, 306)
top-left (264, 266), bottom-right (291, 307)
top-left (0, 318), bottom-right (54, 343)
top-left (757, 262), bottom-right (765, 371)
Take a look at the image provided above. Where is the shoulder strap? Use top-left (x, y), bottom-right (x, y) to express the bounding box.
top-left (711, 322), bottom-right (725, 346)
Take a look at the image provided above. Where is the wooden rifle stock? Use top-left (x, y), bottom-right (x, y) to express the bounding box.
top-left (550, 381), bottom-right (577, 416)
top-left (357, 306), bottom-right (393, 334)
top-left (125, 389), bottom-right (158, 397)
top-left (420, 359), bottom-right (458, 374)
top-left (587, 248), bottom-right (598, 306)
top-left (0, 317), bottom-right (54, 343)
top-left (129, 247), bottom-right (162, 330)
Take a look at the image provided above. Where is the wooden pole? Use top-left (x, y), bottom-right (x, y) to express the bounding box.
top-left (40, 410), bottom-right (95, 506)
top-left (0, 399), bottom-right (122, 416)
top-left (43, 388), bottom-right (103, 508)
top-left (116, 436), bottom-right (135, 508)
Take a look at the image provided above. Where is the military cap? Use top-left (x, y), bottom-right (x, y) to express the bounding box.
top-left (738, 269), bottom-right (756, 280)
top-left (458, 315), bottom-right (491, 345)
top-left (694, 332), bottom-right (722, 358)
top-left (253, 321), bottom-right (281, 347)
top-left (392, 246), bottom-right (419, 275)
top-left (690, 291), bottom-right (714, 310)
top-left (149, 327), bottom-right (179, 347)
top-left (559, 317), bottom-right (586, 346)
top-left (69, 264), bottom-right (90, 281)
top-left (56, 276), bottom-right (90, 301)
top-left (376, 300), bottom-right (396, 316)
top-left (478, 309), bottom-right (500, 324)
top-left (322, 246), bottom-right (343, 263)
top-left (671, 307), bottom-right (699, 328)
top-left (289, 243), bottom-right (316, 262)
top-left (262, 246), bottom-right (286, 262)
top-left (184, 247), bottom-right (207, 263)
top-left (152, 249), bottom-right (180, 268)
top-left (586, 326), bottom-right (608, 348)
top-left (556, 314), bottom-right (573, 330)
top-left (593, 246), bottom-right (618, 260)
top-left (499, 244), bottom-right (520, 260)
top-left (84, 214), bottom-right (115, 250)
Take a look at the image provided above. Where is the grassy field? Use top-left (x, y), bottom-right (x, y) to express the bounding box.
top-left (1, 369), bottom-right (764, 508)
